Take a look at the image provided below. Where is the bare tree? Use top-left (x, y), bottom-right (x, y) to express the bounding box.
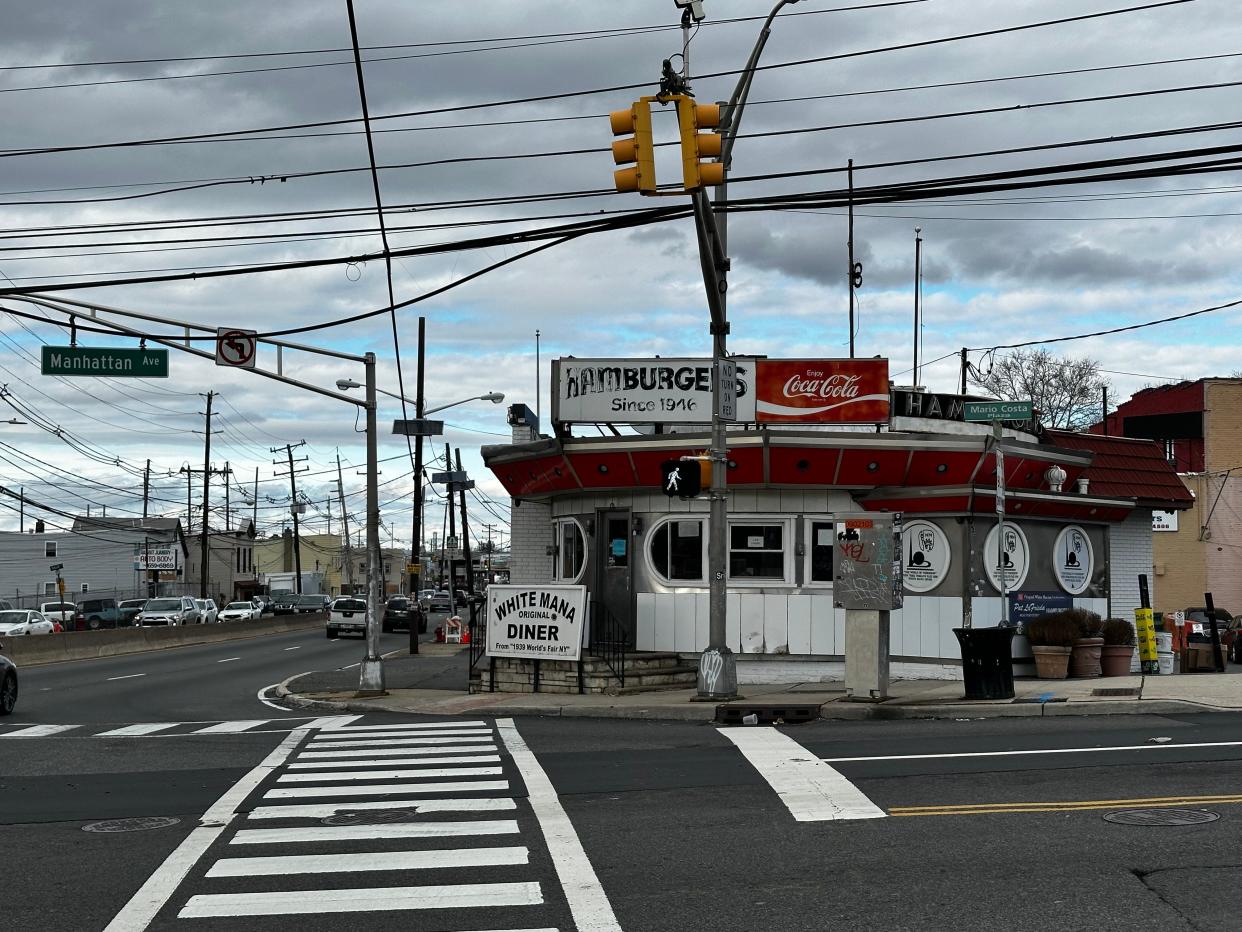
top-left (969, 349), bottom-right (1109, 430)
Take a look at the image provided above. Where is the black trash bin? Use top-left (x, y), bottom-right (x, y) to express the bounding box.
top-left (954, 627), bottom-right (1016, 700)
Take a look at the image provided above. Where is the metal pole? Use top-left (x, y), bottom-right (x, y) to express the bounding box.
top-left (287, 445), bottom-right (303, 595)
top-left (994, 419), bottom-right (1007, 628)
top-left (358, 352), bottom-right (385, 693)
top-left (409, 317), bottom-right (426, 654)
top-left (847, 158), bottom-right (855, 358)
top-left (913, 229), bottom-right (922, 387)
top-left (535, 329), bottom-right (541, 432)
top-left (960, 347), bottom-right (969, 395)
top-left (336, 454), bottom-right (354, 595)
top-left (199, 390), bottom-right (214, 600)
top-left (446, 443), bottom-right (458, 622)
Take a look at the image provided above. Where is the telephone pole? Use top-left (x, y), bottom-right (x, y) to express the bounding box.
top-left (142, 460), bottom-right (150, 521)
top-left (335, 452), bottom-right (354, 595)
top-left (445, 443), bottom-right (457, 617)
top-left (273, 441), bottom-right (308, 594)
top-left (179, 392), bottom-right (225, 599)
top-left (455, 448), bottom-right (476, 598)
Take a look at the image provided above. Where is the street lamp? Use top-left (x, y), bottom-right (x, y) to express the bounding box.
top-left (336, 380), bottom-right (504, 416)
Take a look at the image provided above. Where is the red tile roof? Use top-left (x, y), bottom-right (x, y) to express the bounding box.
top-left (1045, 430), bottom-right (1193, 509)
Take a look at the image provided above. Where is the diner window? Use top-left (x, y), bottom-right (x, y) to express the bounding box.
top-left (728, 520), bottom-right (789, 582)
top-left (808, 519), bottom-right (835, 585)
top-left (553, 519), bottom-right (586, 583)
top-left (649, 518), bottom-right (705, 583)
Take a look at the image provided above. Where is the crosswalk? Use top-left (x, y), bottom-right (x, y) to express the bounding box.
top-left (106, 717), bottom-right (620, 930)
top-left (0, 715), bottom-right (355, 739)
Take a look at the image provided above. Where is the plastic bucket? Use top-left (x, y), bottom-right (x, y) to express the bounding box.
top-left (1155, 632), bottom-right (1173, 652)
top-left (1157, 650), bottom-right (1175, 675)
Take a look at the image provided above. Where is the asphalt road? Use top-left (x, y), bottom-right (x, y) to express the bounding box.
top-left (4, 628), bottom-right (1242, 932)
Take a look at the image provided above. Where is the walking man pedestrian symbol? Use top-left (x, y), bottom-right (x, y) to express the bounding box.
top-left (665, 467), bottom-right (682, 493)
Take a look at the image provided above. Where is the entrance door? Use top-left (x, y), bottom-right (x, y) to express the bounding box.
top-left (595, 510), bottom-right (634, 647)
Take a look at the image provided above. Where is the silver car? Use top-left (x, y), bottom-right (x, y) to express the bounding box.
top-left (136, 596), bottom-right (200, 626)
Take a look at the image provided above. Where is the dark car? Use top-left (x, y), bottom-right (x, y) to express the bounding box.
top-left (382, 597), bottom-right (426, 634)
top-left (1185, 607), bottom-right (1241, 662)
top-left (0, 648), bottom-right (15, 715)
top-left (294, 594), bottom-right (324, 614)
top-left (272, 594), bottom-right (298, 615)
top-left (117, 599), bottom-right (146, 626)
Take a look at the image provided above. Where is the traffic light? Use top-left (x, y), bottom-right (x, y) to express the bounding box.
top-left (675, 96), bottom-right (724, 190)
top-left (610, 100), bottom-right (656, 194)
top-left (661, 459), bottom-right (701, 497)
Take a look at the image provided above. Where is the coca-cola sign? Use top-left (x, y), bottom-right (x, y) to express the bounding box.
top-left (755, 359), bottom-right (890, 423)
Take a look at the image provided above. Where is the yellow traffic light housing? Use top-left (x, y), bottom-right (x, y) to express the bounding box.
top-left (676, 96), bottom-right (725, 190)
top-left (610, 101), bottom-right (656, 194)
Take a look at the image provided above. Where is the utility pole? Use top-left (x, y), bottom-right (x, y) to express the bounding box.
top-left (445, 443), bottom-right (457, 619)
top-left (455, 448), bottom-right (476, 598)
top-left (913, 228), bottom-right (922, 388)
top-left (960, 347), bottom-right (969, 395)
top-left (409, 316), bottom-right (426, 601)
top-left (142, 460), bottom-right (150, 521)
top-left (19, 486), bottom-right (23, 533)
top-left (224, 460), bottom-right (231, 531)
top-left (252, 467), bottom-right (259, 529)
top-left (273, 442), bottom-right (308, 594)
top-left (185, 467), bottom-right (193, 534)
top-left (178, 392), bottom-right (225, 600)
top-left (336, 452), bottom-right (354, 595)
top-left (482, 523), bottom-right (497, 584)
top-left (847, 157), bottom-right (856, 358)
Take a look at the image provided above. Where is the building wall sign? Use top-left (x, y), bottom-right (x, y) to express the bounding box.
top-left (485, 584), bottom-right (587, 660)
top-left (1009, 591), bottom-right (1074, 626)
top-left (552, 358), bottom-right (757, 424)
top-left (901, 520), bottom-right (951, 593)
top-left (1053, 525), bottom-right (1094, 595)
top-left (134, 544), bottom-right (179, 571)
top-left (983, 523), bottom-right (1030, 591)
top-left (890, 389), bottom-right (1041, 433)
top-left (756, 359), bottom-right (890, 423)
top-left (1152, 509), bottom-right (1179, 532)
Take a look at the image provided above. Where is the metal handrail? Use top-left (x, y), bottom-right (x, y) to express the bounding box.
top-left (588, 600), bottom-right (627, 688)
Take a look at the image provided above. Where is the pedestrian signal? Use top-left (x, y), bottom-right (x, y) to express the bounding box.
top-left (661, 459), bottom-right (702, 497)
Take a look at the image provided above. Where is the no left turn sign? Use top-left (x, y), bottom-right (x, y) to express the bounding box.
top-left (215, 328), bottom-right (257, 369)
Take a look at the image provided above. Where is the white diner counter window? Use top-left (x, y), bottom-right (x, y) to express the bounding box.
top-left (647, 517), bottom-right (707, 585)
top-left (552, 518), bottom-right (587, 583)
top-left (804, 517), bottom-right (835, 587)
top-left (727, 518), bottom-right (793, 586)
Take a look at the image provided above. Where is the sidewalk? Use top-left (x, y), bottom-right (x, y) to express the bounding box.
top-left (277, 647), bottom-right (1242, 722)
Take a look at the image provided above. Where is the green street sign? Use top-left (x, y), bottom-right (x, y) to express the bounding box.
top-left (41, 346), bottom-right (168, 378)
top-left (963, 399), bottom-right (1033, 422)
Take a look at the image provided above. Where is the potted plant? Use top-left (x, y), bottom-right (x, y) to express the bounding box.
top-left (1068, 609), bottom-right (1105, 678)
top-left (1025, 613), bottom-right (1078, 679)
top-left (1100, 618), bottom-right (1137, 676)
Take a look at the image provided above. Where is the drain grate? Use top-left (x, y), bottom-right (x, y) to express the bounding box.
top-left (1092, 687), bottom-right (1140, 697)
top-left (321, 808), bottom-right (423, 826)
top-left (716, 703), bottom-right (820, 726)
top-left (1103, 808), bottom-right (1219, 826)
top-left (83, 816), bottom-right (181, 834)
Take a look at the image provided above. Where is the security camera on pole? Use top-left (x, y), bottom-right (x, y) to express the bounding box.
top-left (611, 0), bottom-right (801, 701)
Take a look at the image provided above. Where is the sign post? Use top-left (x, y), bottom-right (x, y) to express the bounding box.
top-left (964, 400), bottom-right (1033, 627)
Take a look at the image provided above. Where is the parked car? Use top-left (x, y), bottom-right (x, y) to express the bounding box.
top-left (219, 601), bottom-right (258, 622)
top-left (382, 596), bottom-right (426, 634)
top-left (75, 597), bottom-right (120, 630)
top-left (326, 597), bottom-right (367, 639)
top-left (428, 590), bottom-right (453, 613)
top-left (0, 610), bottom-right (54, 636)
top-left (195, 599), bottom-right (219, 624)
top-left (295, 594), bottom-right (324, 614)
top-left (0, 650), bottom-right (16, 715)
top-left (117, 599), bottom-right (147, 626)
top-left (1185, 607), bottom-right (1241, 662)
top-left (251, 596), bottom-right (275, 616)
top-left (272, 593), bottom-right (299, 615)
top-left (135, 596), bottom-right (199, 626)
top-left (40, 601), bottom-right (75, 630)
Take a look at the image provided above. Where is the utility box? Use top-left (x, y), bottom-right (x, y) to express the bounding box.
top-left (833, 514), bottom-right (903, 611)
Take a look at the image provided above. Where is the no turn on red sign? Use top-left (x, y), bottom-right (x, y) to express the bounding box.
top-left (215, 328), bottom-right (257, 369)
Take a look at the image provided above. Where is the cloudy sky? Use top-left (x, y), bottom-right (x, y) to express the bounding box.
top-left (1, 0), bottom-right (1240, 551)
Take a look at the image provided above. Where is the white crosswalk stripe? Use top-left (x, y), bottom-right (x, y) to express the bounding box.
top-left (0, 717), bottom-right (322, 739)
top-left (0, 724), bottom-right (79, 738)
top-left (131, 717), bottom-right (619, 929)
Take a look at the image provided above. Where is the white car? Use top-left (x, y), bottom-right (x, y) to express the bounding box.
top-left (326, 598), bottom-right (367, 639)
top-left (195, 599), bottom-right (219, 624)
top-left (218, 601), bottom-right (258, 622)
top-left (39, 601), bottom-right (75, 630)
top-left (0, 610), bottom-right (54, 636)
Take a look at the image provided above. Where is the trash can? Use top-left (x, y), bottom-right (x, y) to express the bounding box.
top-left (954, 627), bottom-right (1016, 700)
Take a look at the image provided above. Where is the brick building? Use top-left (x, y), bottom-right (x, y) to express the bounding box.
top-left (1098, 378), bottom-right (1241, 612)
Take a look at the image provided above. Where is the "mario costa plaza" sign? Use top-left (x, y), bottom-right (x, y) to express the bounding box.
top-left (485, 585), bottom-right (587, 660)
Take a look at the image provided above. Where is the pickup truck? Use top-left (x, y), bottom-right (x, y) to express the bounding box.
top-left (39, 601), bottom-right (75, 630)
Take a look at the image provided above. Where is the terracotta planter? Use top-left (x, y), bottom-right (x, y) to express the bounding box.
top-left (1069, 637), bottom-right (1104, 677)
top-left (1031, 644), bottom-right (1071, 679)
top-left (1100, 644), bottom-right (1135, 677)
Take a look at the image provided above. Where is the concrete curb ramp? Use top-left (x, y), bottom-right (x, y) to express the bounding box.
top-left (0, 615), bottom-right (325, 667)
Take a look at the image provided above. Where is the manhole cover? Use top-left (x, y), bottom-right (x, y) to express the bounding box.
top-left (1104, 808), bottom-right (1219, 826)
top-left (83, 816), bottom-right (182, 834)
top-left (321, 808), bottom-right (422, 826)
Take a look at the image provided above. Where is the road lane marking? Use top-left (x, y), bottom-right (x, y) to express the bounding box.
top-left (891, 792), bottom-right (1242, 817)
top-left (0, 724), bottom-right (78, 738)
top-left (822, 739), bottom-right (1242, 764)
top-left (286, 755), bottom-right (501, 769)
top-left (721, 727), bottom-right (886, 822)
top-left (206, 845), bottom-right (531, 877)
top-left (246, 798), bottom-right (518, 820)
top-left (178, 882), bottom-right (544, 918)
top-left (106, 673), bottom-right (146, 681)
top-left (304, 735), bottom-right (494, 748)
top-left (283, 646), bottom-right (301, 651)
top-left (230, 820), bottom-right (520, 844)
top-left (216, 657), bottom-right (240, 664)
top-left (192, 720), bottom-right (268, 735)
top-left (97, 723), bottom-right (180, 737)
top-left (103, 727), bottom-right (309, 932)
top-left (312, 728), bottom-right (492, 741)
top-left (264, 779), bottom-right (511, 799)
top-left (277, 766), bottom-right (504, 783)
top-left (497, 718), bottom-right (622, 932)
top-left (326, 720), bottom-right (489, 731)
top-left (297, 743), bottom-right (499, 759)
